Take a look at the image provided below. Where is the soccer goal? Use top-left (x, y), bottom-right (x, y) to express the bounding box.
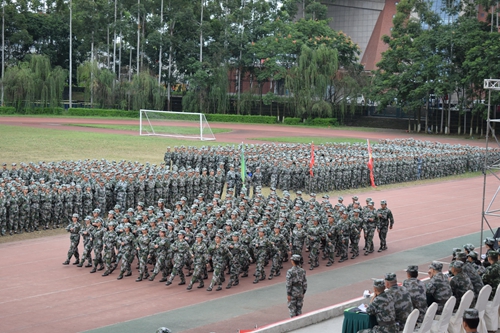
top-left (139, 110), bottom-right (216, 141)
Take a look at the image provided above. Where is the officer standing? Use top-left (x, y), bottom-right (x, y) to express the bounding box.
top-left (286, 254), bottom-right (307, 318)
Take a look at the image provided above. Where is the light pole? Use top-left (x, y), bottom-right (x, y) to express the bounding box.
top-left (69, 0), bottom-right (72, 108)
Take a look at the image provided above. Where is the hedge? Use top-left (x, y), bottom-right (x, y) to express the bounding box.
top-left (0, 106), bottom-right (338, 127)
top-left (67, 108), bottom-right (139, 118)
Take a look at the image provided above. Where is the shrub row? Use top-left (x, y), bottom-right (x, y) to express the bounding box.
top-left (0, 106), bottom-right (338, 127)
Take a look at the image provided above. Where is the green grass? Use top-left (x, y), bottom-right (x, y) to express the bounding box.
top-left (253, 136), bottom-right (366, 144)
top-left (68, 123), bottom-right (232, 134)
top-left (0, 124), bottom-right (229, 165)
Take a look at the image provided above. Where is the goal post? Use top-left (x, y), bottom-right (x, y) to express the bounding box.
top-left (139, 110), bottom-right (216, 141)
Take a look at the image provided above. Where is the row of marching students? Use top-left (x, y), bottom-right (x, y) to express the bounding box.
top-left (62, 189), bottom-right (393, 292)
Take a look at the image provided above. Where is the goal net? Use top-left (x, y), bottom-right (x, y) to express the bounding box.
top-left (139, 110), bottom-right (216, 141)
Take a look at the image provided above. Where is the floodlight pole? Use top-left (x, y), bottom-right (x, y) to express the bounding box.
top-left (481, 79), bottom-right (500, 256)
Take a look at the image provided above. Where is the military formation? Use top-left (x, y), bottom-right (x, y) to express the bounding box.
top-left (358, 239), bottom-right (500, 333)
top-left (0, 138), bottom-right (495, 237)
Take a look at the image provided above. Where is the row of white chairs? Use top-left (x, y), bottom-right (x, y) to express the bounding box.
top-left (400, 284), bottom-right (500, 333)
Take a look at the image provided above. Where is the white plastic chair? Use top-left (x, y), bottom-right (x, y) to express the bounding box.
top-left (447, 290), bottom-right (473, 333)
top-left (430, 296), bottom-right (455, 333)
top-left (484, 283), bottom-right (500, 331)
top-left (474, 284), bottom-right (492, 333)
top-left (401, 308), bottom-right (420, 333)
top-left (415, 302), bottom-right (438, 333)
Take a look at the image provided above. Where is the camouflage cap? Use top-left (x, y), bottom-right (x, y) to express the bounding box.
top-left (456, 252), bottom-right (467, 260)
top-left (429, 261), bottom-right (443, 271)
top-left (484, 237), bottom-right (496, 246)
top-left (291, 254), bottom-right (301, 262)
top-left (405, 265), bottom-right (418, 273)
top-left (463, 308), bottom-right (479, 320)
top-left (384, 273), bottom-right (397, 281)
top-left (468, 251), bottom-right (478, 260)
top-left (451, 261), bottom-right (464, 269)
top-left (487, 250), bottom-right (499, 258)
top-left (72, 213), bottom-right (79, 218)
top-left (463, 243), bottom-right (475, 252)
top-left (373, 279), bottom-right (385, 288)
top-left (381, 200), bottom-right (387, 205)
top-left (195, 233), bottom-right (204, 238)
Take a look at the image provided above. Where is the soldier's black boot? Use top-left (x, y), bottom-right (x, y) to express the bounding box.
top-left (159, 275), bottom-right (168, 283)
top-left (98, 264), bottom-right (105, 271)
top-left (253, 277), bottom-right (259, 284)
top-left (148, 273), bottom-right (157, 281)
top-left (85, 261), bottom-right (93, 268)
top-left (178, 279), bottom-right (186, 286)
top-left (62, 260), bottom-right (70, 265)
top-left (77, 259), bottom-right (84, 267)
top-left (197, 281), bottom-right (204, 288)
top-left (206, 283), bottom-right (213, 291)
top-left (309, 265), bottom-right (314, 270)
top-left (136, 274), bottom-right (143, 282)
top-left (233, 279), bottom-right (239, 286)
top-left (109, 263), bottom-right (118, 274)
top-left (186, 282), bottom-right (193, 290)
top-left (102, 270), bottom-right (110, 276)
top-left (226, 281), bottom-right (232, 289)
top-left (165, 276), bottom-right (173, 286)
top-left (117, 273), bottom-right (123, 280)
top-left (216, 284), bottom-right (222, 291)
top-left (275, 271), bottom-right (281, 277)
top-left (326, 260), bottom-right (333, 267)
top-left (268, 273), bottom-right (274, 280)
top-left (144, 272), bottom-right (149, 279)
top-left (260, 273), bottom-right (266, 281)
top-left (90, 266), bottom-right (97, 273)
top-left (125, 271), bottom-right (132, 277)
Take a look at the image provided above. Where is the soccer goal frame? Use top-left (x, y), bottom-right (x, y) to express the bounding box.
top-left (139, 109), bottom-right (216, 141)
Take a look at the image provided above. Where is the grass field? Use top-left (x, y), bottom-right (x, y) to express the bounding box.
top-left (68, 123), bottom-right (231, 134)
top-left (0, 124), bottom-right (229, 165)
top-left (254, 136), bottom-right (366, 144)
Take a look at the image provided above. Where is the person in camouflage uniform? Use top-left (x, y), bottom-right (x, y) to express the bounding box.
top-left (482, 250), bottom-right (500, 301)
top-left (402, 265), bottom-right (427, 323)
top-left (426, 261), bottom-right (453, 314)
top-left (134, 227), bottom-right (151, 281)
top-left (102, 222), bottom-right (117, 276)
top-left (63, 214), bottom-right (81, 265)
top-left (307, 216), bottom-right (324, 270)
top-left (40, 186), bottom-right (53, 230)
top-left (252, 229), bottom-right (271, 283)
top-left (449, 261), bottom-right (474, 310)
top-left (207, 233), bottom-right (233, 291)
top-left (362, 201), bottom-right (377, 255)
top-left (384, 273), bottom-right (413, 330)
top-left (0, 190), bottom-right (6, 236)
top-left (166, 230), bottom-right (190, 286)
top-left (90, 218), bottom-right (105, 273)
top-left (19, 186), bottom-right (30, 233)
top-left (7, 188), bottom-right (20, 235)
top-left (77, 216), bottom-right (95, 267)
top-left (290, 220), bottom-right (307, 262)
top-left (286, 254), bottom-right (307, 318)
top-left (187, 233), bottom-right (208, 290)
top-left (358, 279), bottom-right (397, 333)
top-left (148, 228), bottom-right (170, 282)
top-left (116, 223), bottom-right (135, 280)
top-left (376, 200), bottom-right (394, 252)
top-left (269, 224), bottom-right (287, 279)
top-left (456, 252), bottom-right (483, 302)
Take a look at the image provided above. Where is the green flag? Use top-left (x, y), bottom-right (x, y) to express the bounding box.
top-left (241, 144), bottom-right (246, 182)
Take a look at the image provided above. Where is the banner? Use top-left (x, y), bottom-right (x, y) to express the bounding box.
top-left (367, 139), bottom-right (376, 187)
top-left (309, 142), bottom-right (315, 176)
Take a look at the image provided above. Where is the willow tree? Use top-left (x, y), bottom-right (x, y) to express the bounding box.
top-left (131, 71), bottom-right (165, 111)
top-left (285, 44), bottom-right (338, 119)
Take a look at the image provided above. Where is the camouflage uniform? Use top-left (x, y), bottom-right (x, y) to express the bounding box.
top-left (64, 219), bottom-right (81, 264)
top-left (78, 221), bottom-right (94, 267)
top-left (187, 238), bottom-right (208, 289)
top-left (426, 272), bottom-right (452, 314)
top-left (359, 289), bottom-right (397, 333)
top-left (91, 223), bottom-right (105, 272)
top-left (149, 235), bottom-right (170, 281)
top-left (402, 277), bottom-right (427, 323)
top-left (207, 238), bottom-right (233, 291)
top-left (117, 230), bottom-right (135, 278)
top-left (376, 203), bottom-right (394, 251)
top-left (135, 230), bottom-right (151, 281)
top-left (450, 269), bottom-right (473, 310)
top-left (385, 282), bottom-right (413, 330)
top-left (167, 234), bottom-right (190, 285)
top-left (286, 263), bottom-right (307, 317)
top-left (102, 226), bottom-right (118, 275)
top-left (482, 260), bottom-right (500, 301)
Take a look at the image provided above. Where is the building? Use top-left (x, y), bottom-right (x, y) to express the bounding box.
top-left (298, 0), bottom-right (473, 71)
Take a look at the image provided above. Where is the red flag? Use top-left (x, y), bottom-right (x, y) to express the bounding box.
top-left (309, 142), bottom-right (315, 176)
top-left (367, 139), bottom-right (376, 187)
